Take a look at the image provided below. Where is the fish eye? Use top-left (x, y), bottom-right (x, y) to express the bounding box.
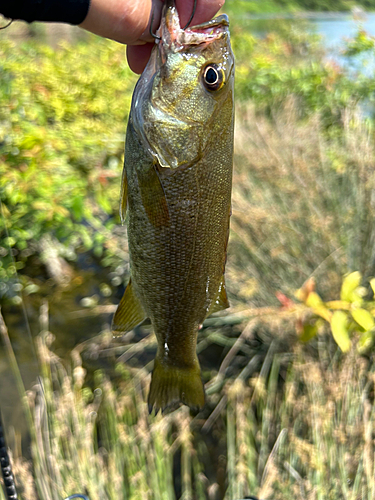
top-left (202, 64), bottom-right (224, 91)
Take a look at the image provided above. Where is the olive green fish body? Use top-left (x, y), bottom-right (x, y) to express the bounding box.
top-left (113, 0), bottom-right (235, 412)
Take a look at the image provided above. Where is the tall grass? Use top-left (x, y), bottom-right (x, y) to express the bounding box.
top-left (229, 102), bottom-right (375, 306)
top-left (1, 300), bottom-right (375, 499)
top-left (0, 310), bottom-right (208, 500)
top-left (223, 343), bottom-right (375, 499)
top-left (28, 338), bottom-right (204, 500)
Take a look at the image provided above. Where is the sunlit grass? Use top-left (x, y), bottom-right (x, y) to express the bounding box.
top-left (225, 347), bottom-right (375, 499)
top-left (228, 102), bottom-right (375, 306)
top-left (2, 301), bottom-right (375, 499)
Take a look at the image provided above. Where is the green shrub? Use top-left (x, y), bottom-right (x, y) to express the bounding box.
top-left (225, 0), bottom-right (375, 13)
top-left (294, 271), bottom-right (375, 354)
top-left (0, 38), bottom-right (136, 298)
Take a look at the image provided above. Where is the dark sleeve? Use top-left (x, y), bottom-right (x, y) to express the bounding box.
top-left (0, 0), bottom-right (90, 25)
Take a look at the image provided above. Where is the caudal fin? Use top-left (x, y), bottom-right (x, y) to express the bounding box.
top-left (148, 357), bottom-right (205, 413)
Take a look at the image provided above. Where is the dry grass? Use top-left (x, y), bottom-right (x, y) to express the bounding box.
top-left (3, 314), bottom-right (375, 500)
top-left (229, 101), bottom-right (375, 306)
top-left (225, 342), bottom-right (375, 499)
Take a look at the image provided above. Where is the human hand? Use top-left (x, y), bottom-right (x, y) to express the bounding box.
top-left (79, 0), bottom-right (224, 74)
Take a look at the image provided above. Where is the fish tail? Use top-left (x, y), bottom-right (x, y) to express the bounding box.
top-left (148, 357), bottom-right (205, 413)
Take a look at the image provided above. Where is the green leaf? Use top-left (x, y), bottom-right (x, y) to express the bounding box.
top-left (340, 272), bottom-right (362, 303)
top-left (351, 308), bottom-right (375, 331)
top-left (370, 278), bottom-right (375, 298)
top-left (71, 195), bottom-right (84, 221)
top-left (331, 311), bottom-right (351, 352)
top-left (300, 323), bottom-right (318, 342)
top-left (358, 331), bottom-right (374, 355)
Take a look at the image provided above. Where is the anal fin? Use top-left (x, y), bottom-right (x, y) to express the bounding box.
top-left (112, 279), bottom-right (146, 334)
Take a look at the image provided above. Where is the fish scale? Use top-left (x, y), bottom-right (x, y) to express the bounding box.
top-left (112, 0), bottom-right (234, 412)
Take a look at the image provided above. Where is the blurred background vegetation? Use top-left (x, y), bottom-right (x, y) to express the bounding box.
top-left (3, 0), bottom-right (375, 499)
top-left (225, 0), bottom-right (375, 12)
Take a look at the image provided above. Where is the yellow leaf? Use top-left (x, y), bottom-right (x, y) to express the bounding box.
top-left (300, 323), bottom-right (318, 342)
top-left (32, 201), bottom-right (51, 211)
top-left (340, 272), bottom-right (362, 303)
top-left (351, 308), bottom-right (375, 331)
top-left (54, 206), bottom-right (70, 217)
top-left (306, 292), bottom-right (332, 322)
top-left (358, 331), bottom-right (374, 354)
top-left (331, 311), bottom-right (351, 352)
top-left (306, 292), bottom-right (324, 309)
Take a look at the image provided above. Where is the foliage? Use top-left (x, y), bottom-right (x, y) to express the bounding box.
top-left (225, 0), bottom-right (375, 13)
top-left (291, 0), bottom-right (375, 9)
top-left (0, 38), bottom-right (136, 299)
top-left (223, 0), bottom-right (293, 15)
top-left (294, 272), bottom-right (375, 353)
top-left (344, 28), bottom-right (375, 56)
top-left (232, 26), bottom-right (375, 128)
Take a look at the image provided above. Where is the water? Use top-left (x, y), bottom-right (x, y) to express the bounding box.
top-left (247, 11), bottom-right (375, 76)
top-left (0, 266), bottom-right (120, 446)
top-left (312, 12), bottom-right (375, 76)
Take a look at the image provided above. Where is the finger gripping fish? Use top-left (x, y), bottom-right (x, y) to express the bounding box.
top-left (112, 0), bottom-right (235, 413)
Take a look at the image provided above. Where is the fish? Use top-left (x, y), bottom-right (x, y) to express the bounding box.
top-left (112, 0), bottom-right (235, 413)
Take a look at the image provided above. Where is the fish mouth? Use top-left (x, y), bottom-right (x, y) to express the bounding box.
top-left (159, 0), bottom-right (229, 52)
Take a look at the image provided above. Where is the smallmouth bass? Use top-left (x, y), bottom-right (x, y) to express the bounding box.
top-left (113, 0), bottom-right (235, 412)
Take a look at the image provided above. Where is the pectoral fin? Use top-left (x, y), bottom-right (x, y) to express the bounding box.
top-left (119, 168), bottom-right (128, 224)
top-left (138, 165), bottom-right (169, 227)
top-left (209, 277), bottom-right (230, 315)
top-left (112, 279), bottom-right (146, 334)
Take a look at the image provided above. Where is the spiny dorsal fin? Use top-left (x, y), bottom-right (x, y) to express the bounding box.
top-left (112, 279), bottom-right (147, 334)
top-left (119, 167), bottom-right (128, 224)
top-left (209, 276), bottom-right (230, 315)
